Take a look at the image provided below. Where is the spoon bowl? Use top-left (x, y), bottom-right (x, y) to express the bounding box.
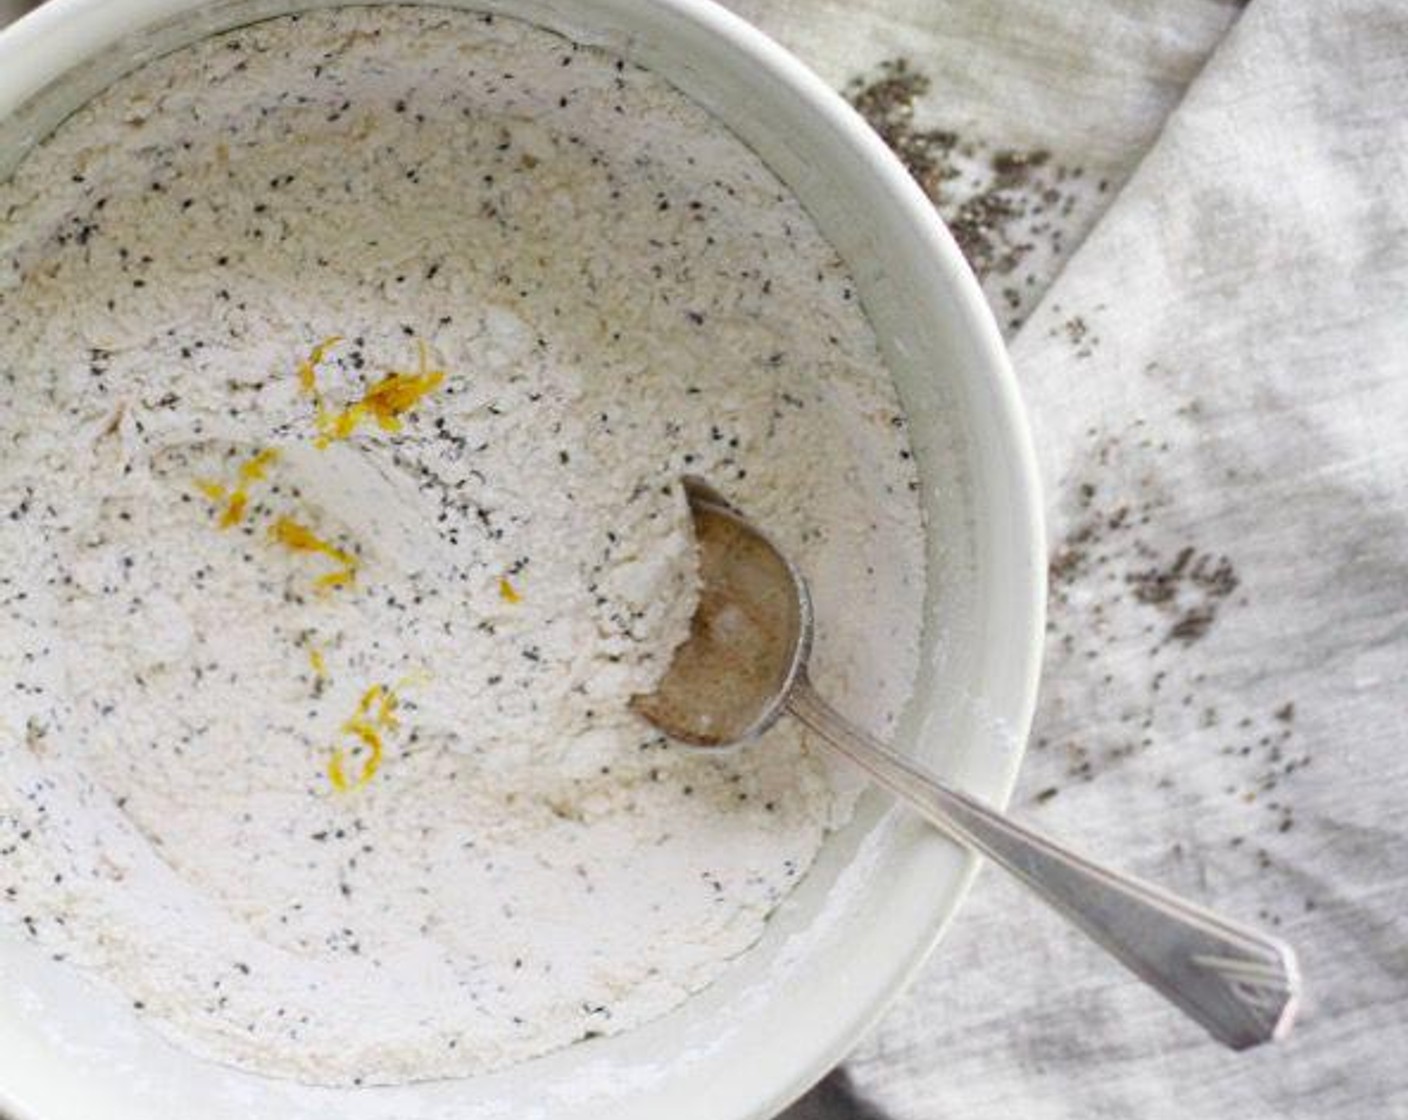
top-left (631, 477), bottom-right (811, 747)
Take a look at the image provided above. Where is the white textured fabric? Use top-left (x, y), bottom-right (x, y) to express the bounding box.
top-left (724, 0), bottom-right (1238, 157)
top-left (789, 0), bottom-right (1408, 1116)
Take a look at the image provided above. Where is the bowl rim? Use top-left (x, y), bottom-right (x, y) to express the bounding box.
top-left (0, 1), bottom-right (1047, 1117)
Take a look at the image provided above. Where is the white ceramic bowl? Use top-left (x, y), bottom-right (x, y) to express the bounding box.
top-left (0, 2), bottom-right (1045, 1117)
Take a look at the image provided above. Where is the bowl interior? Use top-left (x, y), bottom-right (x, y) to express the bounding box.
top-left (0, 2), bottom-right (1044, 1118)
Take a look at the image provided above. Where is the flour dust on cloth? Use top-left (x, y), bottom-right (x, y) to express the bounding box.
top-left (823, 1), bottom-right (1408, 1118)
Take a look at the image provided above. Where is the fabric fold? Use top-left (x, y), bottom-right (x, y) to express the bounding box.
top-left (836, 1), bottom-right (1408, 1116)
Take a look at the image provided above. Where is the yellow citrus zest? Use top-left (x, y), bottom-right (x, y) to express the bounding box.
top-left (296, 335), bottom-right (343, 401)
top-left (327, 683), bottom-right (403, 792)
top-left (269, 516), bottom-right (359, 590)
top-left (196, 447), bottom-right (279, 529)
top-left (239, 447), bottom-right (279, 483)
top-left (498, 576), bottom-right (521, 604)
top-left (221, 491), bottom-right (249, 528)
top-left (307, 644), bottom-right (328, 681)
top-left (393, 668), bottom-right (434, 692)
top-left (311, 340), bottom-right (445, 448)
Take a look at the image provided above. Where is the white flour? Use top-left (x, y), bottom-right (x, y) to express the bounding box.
top-left (0, 6), bottom-right (923, 1084)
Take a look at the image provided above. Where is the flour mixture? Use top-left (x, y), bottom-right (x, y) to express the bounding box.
top-left (0, 6), bottom-right (923, 1082)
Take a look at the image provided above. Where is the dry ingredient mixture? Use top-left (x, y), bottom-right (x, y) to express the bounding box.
top-left (0, 6), bottom-right (923, 1084)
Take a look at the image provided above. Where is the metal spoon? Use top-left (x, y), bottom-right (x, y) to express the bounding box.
top-left (632, 478), bottom-right (1300, 1050)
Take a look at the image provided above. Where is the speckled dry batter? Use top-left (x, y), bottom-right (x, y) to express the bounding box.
top-left (0, 6), bottom-right (923, 1084)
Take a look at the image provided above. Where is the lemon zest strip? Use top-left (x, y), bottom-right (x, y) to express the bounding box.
top-left (195, 447), bottom-right (280, 529)
top-left (327, 683), bottom-right (404, 792)
top-left (311, 340), bottom-right (445, 448)
top-left (269, 515), bottom-right (358, 590)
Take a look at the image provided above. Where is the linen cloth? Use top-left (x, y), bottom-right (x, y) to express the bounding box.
top-left (731, 1), bottom-right (1408, 1117)
top-left (2, 1), bottom-right (1405, 1116)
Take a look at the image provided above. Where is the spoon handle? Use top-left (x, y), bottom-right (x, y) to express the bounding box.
top-left (787, 677), bottom-right (1300, 1050)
